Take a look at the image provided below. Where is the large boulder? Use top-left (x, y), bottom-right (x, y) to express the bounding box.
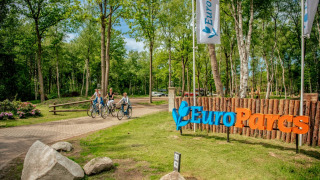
top-left (160, 171), bottom-right (185, 180)
top-left (21, 140), bottom-right (84, 180)
top-left (51, 142), bottom-right (73, 152)
top-left (83, 157), bottom-right (113, 175)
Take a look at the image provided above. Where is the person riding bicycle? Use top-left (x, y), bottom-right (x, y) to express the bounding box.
top-left (90, 89), bottom-right (100, 99)
top-left (118, 92), bottom-right (131, 114)
top-left (105, 88), bottom-right (115, 108)
top-left (92, 92), bottom-right (104, 112)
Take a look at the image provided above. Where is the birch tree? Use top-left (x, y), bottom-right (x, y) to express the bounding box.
top-left (229, 0), bottom-right (254, 98)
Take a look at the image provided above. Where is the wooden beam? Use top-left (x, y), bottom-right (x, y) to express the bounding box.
top-left (49, 109), bottom-right (87, 112)
top-left (49, 100), bottom-right (91, 107)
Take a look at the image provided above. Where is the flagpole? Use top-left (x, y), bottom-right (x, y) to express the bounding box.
top-left (192, 0), bottom-right (196, 132)
top-left (299, 0), bottom-right (305, 148)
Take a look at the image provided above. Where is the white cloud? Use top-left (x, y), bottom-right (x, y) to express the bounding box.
top-left (124, 37), bottom-right (145, 52)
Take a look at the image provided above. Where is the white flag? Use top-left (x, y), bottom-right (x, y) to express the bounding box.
top-left (196, 0), bottom-right (220, 44)
top-left (304, 0), bottom-right (319, 36)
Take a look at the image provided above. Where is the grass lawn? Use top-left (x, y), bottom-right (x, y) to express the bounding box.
top-left (64, 111), bottom-right (320, 179)
top-left (137, 100), bottom-right (168, 106)
top-left (0, 97), bottom-right (90, 128)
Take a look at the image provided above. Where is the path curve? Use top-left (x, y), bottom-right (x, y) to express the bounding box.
top-left (0, 98), bottom-right (167, 170)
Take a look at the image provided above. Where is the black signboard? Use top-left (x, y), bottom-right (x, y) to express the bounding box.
top-left (173, 152), bottom-right (181, 172)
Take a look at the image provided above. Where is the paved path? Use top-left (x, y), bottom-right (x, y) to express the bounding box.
top-left (0, 98), bottom-right (167, 170)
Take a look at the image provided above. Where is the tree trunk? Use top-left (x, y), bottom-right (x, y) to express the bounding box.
top-left (276, 46), bottom-right (287, 99)
top-left (230, 0), bottom-right (253, 98)
top-left (208, 44), bottom-right (224, 97)
top-left (264, 54), bottom-right (271, 99)
top-left (105, 6), bottom-right (113, 94)
top-left (168, 40), bottom-right (172, 87)
top-left (85, 54), bottom-right (90, 97)
top-left (56, 47), bottom-right (60, 98)
top-left (224, 49), bottom-right (229, 97)
top-left (181, 56), bottom-right (185, 97)
top-left (187, 68), bottom-right (190, 96)
top-left (35, 20), bottom-right (45, 102)
top-left (100, 8), bottom-right (106, 97)
top-left (81, 64), bottom-right (85, 96)
top-left (149, 42), bottom-right (153, 103)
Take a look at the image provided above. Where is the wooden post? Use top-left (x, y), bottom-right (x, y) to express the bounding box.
top-left (291, 100), bottom-right (300, 143)
top-left (53, 103), bottom-right (57, 115)
top-left (308, 102), bottom-right (316, 145)
top-left (286, 100), bottom-right (295, 143)
top-left (272, 99), bottom-right (279, 139)
top-left (267, 99), bottom-right (273, 139)
top-left (312, 102), bottom-right (320, 146)
top-left (277, 99), bottom-right (284, 140)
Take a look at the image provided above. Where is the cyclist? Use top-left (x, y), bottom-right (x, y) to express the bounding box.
top-left (105, 88), bottom-right (115, 108)
top-left (90, 89), bottom-right (100, 99)
top-left (93, 92), bottom-right (104, 113)
top-left (118, 92), bottom-right (131, 114)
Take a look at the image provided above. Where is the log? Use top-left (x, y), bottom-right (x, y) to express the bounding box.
top-left (209, 97), bottom-right (213, 132)
top-left (277, 99), bottom-right (284, 140)
top-left (49, 109), bottom-right (87, 112)
top-left (212, 98), bottom-right (216, 133)
top-left (272, 99), bottom-right (279, 139)
top-left (263, 99), bottom-right (269, 138)
top-left (231, 98), bottom-right (235, 134)
top-left (251, 98), bottom-right (256, 137)
top-left (303, 101), bottom-right (311, 144)
top-left (255, 99), bottom-right (260, 138)
top-left (234, 98), bottom-right (240, 134)
top-left (267, 99), bottom-right (273, 139)
top-left (215, 98), bottom-right (220, 133)
top-left (198, 97), bottom-right (202, 131)
top-left (49, 100), bottom-right (91, 107)
top-left (308, 102), bottom-right (316, 145)
top-left (291, 100), bottom-right (300, 143)
top-left (286, 100), bottom-right (295, 143)
top-left (313, 102), bottom-right (320, 146)
top-left (282, 100), bottom-right (290, 142)
top-left (243, 98), bottom-right (248, 136)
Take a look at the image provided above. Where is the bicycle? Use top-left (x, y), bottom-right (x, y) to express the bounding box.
top-left (117, 103), bottom-right (132, 120)
top-left (87, 101), bottom-right (94, 117)
top-left (106, 102), bottom-right (116, 117)
top-left (91, 103), bottom-right (106, 119)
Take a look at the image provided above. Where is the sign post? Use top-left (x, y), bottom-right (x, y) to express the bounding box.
top-left (173, 152), bottom-right (181, 172)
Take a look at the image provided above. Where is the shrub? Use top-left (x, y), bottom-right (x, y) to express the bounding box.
top-left (0, 112), bottom-right (14, 120)
top-left (0, 100), bottom-right (41, 119)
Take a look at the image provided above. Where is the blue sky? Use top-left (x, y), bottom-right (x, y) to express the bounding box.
top-left (66, 18), bottom-right (145, 52)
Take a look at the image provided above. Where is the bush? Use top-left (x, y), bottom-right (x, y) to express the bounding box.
top-left (0, 100), bottom-right (41, 119)
top-left (0, 112), bottom-right (14, 120)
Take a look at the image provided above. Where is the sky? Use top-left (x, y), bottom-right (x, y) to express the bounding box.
top-left (65, 18), bottom-right (145, 52)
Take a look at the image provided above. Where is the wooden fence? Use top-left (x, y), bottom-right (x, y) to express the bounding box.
top-left (49, 100), bottom-right (91, 114)
top-left (175, 97), bottom-right (320, 147)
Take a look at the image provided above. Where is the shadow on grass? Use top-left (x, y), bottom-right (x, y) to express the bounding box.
top-left (181, 133), bottom-right (320, 160)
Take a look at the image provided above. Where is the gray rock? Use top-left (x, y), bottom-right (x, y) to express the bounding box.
top-left (160, 171), bottom-right (186, 180)
top-left (83, 157), bottom-right (113, 175)
top-left (51, 142), bottom-right (73, 152)
top-left (21, 140), bottom-right (84, 180)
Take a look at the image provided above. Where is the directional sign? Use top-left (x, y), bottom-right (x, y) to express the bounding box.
top-left (173, 152), bottom-right (181, 172)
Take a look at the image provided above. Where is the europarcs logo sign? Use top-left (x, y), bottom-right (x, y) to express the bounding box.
top-left (172, 101), bottom-right (309, 134)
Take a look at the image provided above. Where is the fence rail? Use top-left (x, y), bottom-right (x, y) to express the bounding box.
top-left (49, 100), bottom-right (91, 114)
top-left (175, 97), bottom-right (320, 147)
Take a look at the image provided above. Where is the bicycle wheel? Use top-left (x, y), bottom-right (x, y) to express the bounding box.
top-left (111, 106), bottom-right (116, 117)
top-left (91, 108), bottom-right (97, 118)
top-left (101, 106), bottom-right (106, 119)
top-left (117, 110), bottom-right (124, 120)
top-left (127, 107), bottom-right (132, 119)
top-left (87, 105), bottom-right (93, 117)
